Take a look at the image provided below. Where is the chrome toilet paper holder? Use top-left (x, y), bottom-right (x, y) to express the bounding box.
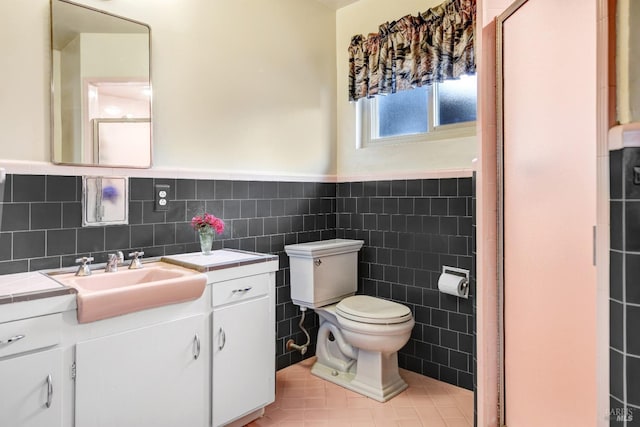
top-left (440, 266), bottom-right (470, 296)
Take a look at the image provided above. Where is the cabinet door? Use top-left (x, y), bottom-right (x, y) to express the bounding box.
top-left (213, 295), bottom-right (274, 426)
top-left (75, 315), bottom-right (207, 427)
top-left (500, 0), bottom-right (598, 424)
top-left (0, 348), bottom-right (63, 427)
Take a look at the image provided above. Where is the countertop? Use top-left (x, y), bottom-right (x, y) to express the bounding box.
top-left (0, 271), bottom-right (75, 305)
top-left (0, 249), bottom-right (278, 306)
top-left (161, 249), bottom-right (278, 272)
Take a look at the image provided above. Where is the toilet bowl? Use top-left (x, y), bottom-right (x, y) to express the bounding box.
top-left (284, 239), bottom-right (415, 402)
top-left (311, 295), bottom-right (414, 402)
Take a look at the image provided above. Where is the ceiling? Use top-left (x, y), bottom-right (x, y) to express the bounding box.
top-left (315, 0), bottom-right (360, 10)
top-left (52, 0), bottom-right (148, 50)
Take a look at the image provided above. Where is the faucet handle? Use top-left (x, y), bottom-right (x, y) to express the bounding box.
top-left (75, 256), bottom-right (94, 276)
top-left (128, 251), bottom-right (144, 269)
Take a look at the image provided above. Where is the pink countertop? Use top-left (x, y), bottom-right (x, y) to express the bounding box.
top-left (0, 271), bottom-right (75, 304)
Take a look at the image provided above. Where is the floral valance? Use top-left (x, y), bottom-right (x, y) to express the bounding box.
top-left (348, 0), bottom-right (476, 101)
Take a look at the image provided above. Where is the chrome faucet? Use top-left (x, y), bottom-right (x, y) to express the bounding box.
top-left (105, 251), bottom-right (124, 272)
top-left (128, 251), bottom-right (145, 269)
top-left (75, 256), bottom-right (94, 276)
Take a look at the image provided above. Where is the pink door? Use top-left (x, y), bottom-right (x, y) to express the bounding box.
top-left (500, 0), bottom-right (598, 425)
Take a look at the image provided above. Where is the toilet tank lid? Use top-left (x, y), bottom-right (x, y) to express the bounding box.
top-left (336, 295), bottom-right (412, 324)
top-left (284, 239), bottom-right (364, 258)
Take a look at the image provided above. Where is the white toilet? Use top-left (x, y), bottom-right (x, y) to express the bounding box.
top-left (284, 239), bottom-right (415, 402)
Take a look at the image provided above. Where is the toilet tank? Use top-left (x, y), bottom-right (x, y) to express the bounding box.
top-left (284, 239), bottom-right (364, 309)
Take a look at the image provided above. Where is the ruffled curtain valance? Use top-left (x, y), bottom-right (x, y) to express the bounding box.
top-left (348, 0), bottom-right (476, 101)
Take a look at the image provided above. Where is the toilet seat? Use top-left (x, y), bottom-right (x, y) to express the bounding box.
top-left (336, 295), bottom-right (412, 325)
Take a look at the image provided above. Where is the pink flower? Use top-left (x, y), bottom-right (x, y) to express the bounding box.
top-left (191, 213), bottom-right (225, 235)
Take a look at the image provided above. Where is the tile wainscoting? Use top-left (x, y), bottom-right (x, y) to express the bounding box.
top-left (610, 148), bottom-right (640, 421)
top-left (333, 178), bottom-right (475, 390)
top-left (0, 173), bottom-right (475, 390)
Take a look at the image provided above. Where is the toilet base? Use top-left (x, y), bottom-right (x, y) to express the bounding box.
top-left (311, 350), bottom-right (408, 402)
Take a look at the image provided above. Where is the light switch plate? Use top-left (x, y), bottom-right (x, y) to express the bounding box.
top-left (154, 184), bottom-right (170, 211)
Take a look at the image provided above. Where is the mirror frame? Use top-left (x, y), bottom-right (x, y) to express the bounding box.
top-left (50, 0), bottom-right (153, 168)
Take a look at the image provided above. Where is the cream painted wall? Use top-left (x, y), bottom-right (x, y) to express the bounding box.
top-left (81, 33), bottom-right (148, 78)
top-left (335, 0), bottom-right (477, 179)
top-left (0, 2), bottom-right (50, 164)
top-left (0, 0), bottom-right (337, 178)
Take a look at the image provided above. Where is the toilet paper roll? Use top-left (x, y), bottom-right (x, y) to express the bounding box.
top-left (438, 272), bottom-right (468, 298)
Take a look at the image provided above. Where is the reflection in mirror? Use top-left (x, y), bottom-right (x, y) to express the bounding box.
top-left (82, 176), bottom-right (128, 226)
top-left (51, 0), bottom-right (152, 168)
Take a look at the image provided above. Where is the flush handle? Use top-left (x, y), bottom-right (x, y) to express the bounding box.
top-left (314, 258), bottom-right (322, 267)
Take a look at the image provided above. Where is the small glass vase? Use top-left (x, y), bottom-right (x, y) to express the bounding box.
top-left (198, 228), bottom-right (214, 255)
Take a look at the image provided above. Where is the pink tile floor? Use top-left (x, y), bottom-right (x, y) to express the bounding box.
top-left (247, 357), bottom-right (474, 427)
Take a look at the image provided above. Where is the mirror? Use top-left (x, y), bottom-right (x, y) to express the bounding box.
top-left (51, 0), bottom-right (152, 168)
top-left (83, 176), bottom-right (128, 226)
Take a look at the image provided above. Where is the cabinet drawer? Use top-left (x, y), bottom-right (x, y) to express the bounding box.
top-left (211, 275), bottom-right (270, 308)
top-left (0, 313), bottom-right (62, 358)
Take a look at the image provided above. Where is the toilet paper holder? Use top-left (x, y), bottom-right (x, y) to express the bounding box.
top-left (439, 266), bottom-right (470, 298)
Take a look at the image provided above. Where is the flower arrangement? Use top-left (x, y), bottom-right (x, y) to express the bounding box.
top-left (191, 213), bottom-right (225, 235)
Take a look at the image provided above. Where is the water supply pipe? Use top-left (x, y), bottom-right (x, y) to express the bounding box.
top-left (286, 307), bottom-right (311, 355)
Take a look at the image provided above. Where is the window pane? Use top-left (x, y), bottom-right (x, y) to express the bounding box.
top-left (436, 74), bottom-right (477, 126)
top-left (376, 86), bottom-right (428, 138)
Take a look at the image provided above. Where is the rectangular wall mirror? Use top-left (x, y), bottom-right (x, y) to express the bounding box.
top-left (51, 0), bottom-right (152, 168)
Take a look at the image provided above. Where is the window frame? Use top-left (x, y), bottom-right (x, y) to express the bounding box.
top-left (357, 81), bottom-right (476, 149)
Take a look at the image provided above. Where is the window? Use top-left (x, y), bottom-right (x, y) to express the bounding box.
top-left (358, 74), bottom-right (477, 147)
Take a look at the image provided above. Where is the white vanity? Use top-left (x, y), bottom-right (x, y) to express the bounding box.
top-left (0, 249), bottom-right (278, 427)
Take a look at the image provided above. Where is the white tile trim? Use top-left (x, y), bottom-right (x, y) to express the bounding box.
top-left (609, 123), bottom-right (640, 151)
top-left (0, 159), bottom-right (473, 182)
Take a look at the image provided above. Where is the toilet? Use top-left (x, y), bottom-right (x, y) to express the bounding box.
top-left (284, 239), bottom-right (415, 402)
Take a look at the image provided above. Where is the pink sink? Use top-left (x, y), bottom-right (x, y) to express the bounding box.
top-left (50, 261), bottom-right (207, 323)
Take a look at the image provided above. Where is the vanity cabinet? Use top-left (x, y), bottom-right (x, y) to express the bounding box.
top-left (211, 274), bottom-right (275, 427)
top-left (0, 313), bottom-right (65, 427)
top-left (74, 314), bottom-right (207, 427)
top-left (0, 250), bottom-right (278, 427)
top-left (0, 348), bottom-right (63, 427)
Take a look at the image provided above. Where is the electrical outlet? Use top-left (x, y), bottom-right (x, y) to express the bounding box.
top-left (154, 184), bottom-right (170, 211)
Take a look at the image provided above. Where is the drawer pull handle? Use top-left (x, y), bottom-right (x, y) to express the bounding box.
top-left (218, 327), bottom-right (226, 351)
top-left (1, 334), bottom-right (25, 344)
top-left (232, 287), bottom-right (253, 294)
top-left (193, 333), bottom-right (201, 360)
top-left (46, 374), bottom-right (53, 408)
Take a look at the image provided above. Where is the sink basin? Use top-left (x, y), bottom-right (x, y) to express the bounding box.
top-left (49, 261), bottom-right (207, 323)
